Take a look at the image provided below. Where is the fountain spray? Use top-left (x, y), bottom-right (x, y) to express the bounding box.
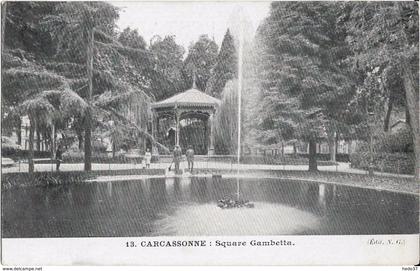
top-left (236, 12), bottom-right (244, 201)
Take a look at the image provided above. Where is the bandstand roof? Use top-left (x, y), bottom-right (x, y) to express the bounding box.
top-left (151, 88), bottom-right (221, 110)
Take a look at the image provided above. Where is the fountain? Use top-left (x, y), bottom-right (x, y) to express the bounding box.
top-left (217, 7), bottom-right (254, 209)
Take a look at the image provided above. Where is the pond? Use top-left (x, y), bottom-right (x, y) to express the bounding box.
top-left (2, 177), bottom-right (418, 237)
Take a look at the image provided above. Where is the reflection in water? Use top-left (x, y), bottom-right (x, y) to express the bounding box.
top-left (190, 178), bottom-right (209, 202)
top-left (153, 202), bottom-right (320, 236)
top-left (107, 182), bottom-right (112, 197)
top-left (2, 177), bottom-right (418, 237)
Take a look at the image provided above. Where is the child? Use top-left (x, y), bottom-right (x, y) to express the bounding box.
top-left (144, 148), bottom-right (152, 169)
top-left (173, 145), bottom-right (182, 173)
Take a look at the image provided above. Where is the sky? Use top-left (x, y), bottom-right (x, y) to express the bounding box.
top-left (111, 1), bottom-right (270, 50)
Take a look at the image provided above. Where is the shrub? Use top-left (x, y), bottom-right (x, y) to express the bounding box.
top-left (376, 127), bottom-right (414, 153)
top-left (357, 126), bottom-right (414, 154)
top-left (92, 139), bottom-right (108, 153)
top-left (350, 152), bottom-right (414, 174)
top-left (2, 149), bottom-right (51, 160)
top-left (2, 168), bottom-right (166, 190)
top-left (296, 153), bottom-right (350, 162)
top-left (62, 149), bottom-right (108, 161)
top-left (240, 155), bottom-right (338, 166)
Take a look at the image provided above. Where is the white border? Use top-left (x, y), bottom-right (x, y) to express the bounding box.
top-left (2, 234), bottom-right (419, 266)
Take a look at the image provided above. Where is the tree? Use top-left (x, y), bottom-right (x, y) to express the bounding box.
top-left (252, 2), bottom-right (354, 171)
top-left (2, 2), bottom-right (171, 173)
top-left (149, 35), bottom-right (186, 100)
top-left (345, 2), bottom-right (419, 178)
top-left (183, 35), bottom-right (218, 91)
top-left (214, 80), bottom-right (239, 154)
top-left (118, 27), bottom-right (147, 49)
top-left (206, 29), bottom-right (237, 98)
top-left (43, 2), bottom-right (119, 171)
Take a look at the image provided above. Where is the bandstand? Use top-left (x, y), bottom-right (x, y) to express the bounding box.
top-left (151, 83), bottom-right (221, 155)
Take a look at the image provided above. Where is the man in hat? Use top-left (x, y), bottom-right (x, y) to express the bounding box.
top-left (186, 145), bottom-right (194, 173)
top-left (173, 145), bottom-right (182, 174)
top-left (55, 144), bottom-right (63, 171)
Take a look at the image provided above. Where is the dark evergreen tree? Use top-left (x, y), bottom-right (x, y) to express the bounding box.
top-left (206, 29), bottom-right (237, 98)
top-left (183, 34), bottom-right (218, 91)
top-left (149, 35), bottom-right (186, 100)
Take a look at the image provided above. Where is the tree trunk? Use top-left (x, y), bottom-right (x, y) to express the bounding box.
top-left (328, 132), bottom-right (336, 162)
top-left (77, 132), bottom-right (83, 150)
top-left (1, 2), bottom-right (7, 50)
top-left (28, 118), bottom-right (35, 173)
top-left (402, 64), bottom-right (419, 180)
top-left (308, 138), bottom-right (318, 171)
top-left (84, 111), bottom-right (92, 171)
top-left (112, 139), bottom-right (116, 158)
top-left (281, 141), bottom-right (284, 157)
top-left (335, 133), bottom-right (339, 155)
top-left (51, 123), bottom-right (55, 159)
top-left (84, 28), bottom-right (94, 171)
top-left (16, 118), bottom-right (21, 146)
top-left (405, 106), bottom-right (411, 127)
top-left (384, 96), bottom-right (393, 132)
top-left (36, 129), bottom-right (41, 151)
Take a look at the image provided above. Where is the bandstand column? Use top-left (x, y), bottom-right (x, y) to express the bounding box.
top-left (208, 111), bottom-right (215, 155)
top-left (175, 107), bottom-right (180, 146)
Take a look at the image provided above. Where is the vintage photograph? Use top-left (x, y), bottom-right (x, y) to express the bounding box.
top-left (1, 0), bottom-right (419, 265)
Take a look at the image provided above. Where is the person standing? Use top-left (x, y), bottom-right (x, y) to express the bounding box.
top-left (144, 148), bottom-right (152, 169)
top-left (173, 145), bottom-right (182, 173)
top-left (55, 144), bottom-right (63, 171)
top-left (186, 145), bottom-right (194, 173)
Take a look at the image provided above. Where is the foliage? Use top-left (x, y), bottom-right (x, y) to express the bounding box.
top-left (206, 29), bottom-right (237, 98)
top-left (183, 34), bottom-right (218, 91)
top-left (350, 151), bottom-right (414, 174)
top-left (356, 126), bottom-right (414, 154)
top-left (3, 2), bottom-right (56, 58)
top-left (377, 128), bottom-right (414, 153)
top-left (149, 35), bottom-right (186, 100)
top-left (246, 2), bottom-right (354, 170)
top-left (1, 149), bottom-right (51, 160)
top-left (2, 2), bottom-right (165, 171)
top-left (344, 1), bottom-right (419, 177)
top-left (214, 80), bottom-right (238, 154)
top-left (41, 2), bottom-right (119, 63)
top-left (118, 27), bottom-right (147, 49)
top-left (239, 155), bottom-right (339, 166)
top-left (2, 169), bottom-right (165, 190)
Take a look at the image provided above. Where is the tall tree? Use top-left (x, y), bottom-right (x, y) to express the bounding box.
top-left (206, 29), bottom-right (237, 98)
top-left (345, 2), bottom-right (419, 178)
top-left (183, 34), bottom-right (218, 91)
top-left (252, 2), bottom-right (353, 171)
top-left (2, 2), bottom-right (172, 173)
top-left (149, 35), bottom-right (186, 100)
top-left (43, 2), bottom-right (119, 171)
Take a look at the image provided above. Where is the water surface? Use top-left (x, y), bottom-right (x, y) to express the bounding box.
top-left (2, 177), bottom-right (418, 237)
